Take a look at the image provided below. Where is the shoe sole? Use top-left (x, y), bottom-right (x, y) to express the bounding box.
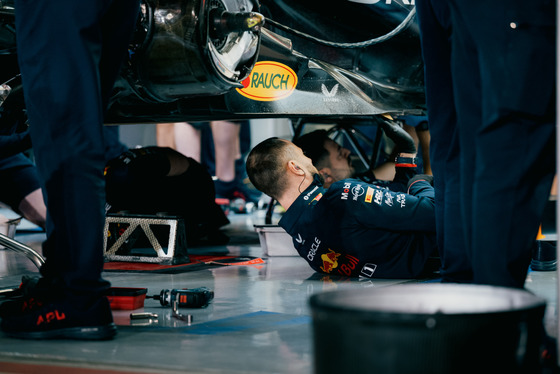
top-left (3, 323), bottom-right (117, 340)
top-left (531, 259), bottom-right (557, 272)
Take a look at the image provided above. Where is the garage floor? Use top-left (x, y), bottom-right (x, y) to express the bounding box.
top-left (0, 208), bottom-right (557, 373)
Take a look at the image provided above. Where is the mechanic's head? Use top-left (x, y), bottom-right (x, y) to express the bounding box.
top-left (246, 137), bottom-right (318, 200)
top-left (294, 130), bottom-right (354, 188)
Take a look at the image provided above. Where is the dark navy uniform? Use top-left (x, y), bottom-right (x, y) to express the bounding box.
top-left (415, 0), bottom-right (467, 283)
top-left (15, 0), bottom-right (140, 300)
top-left (279, 175), bottom-right (438, 278)
top-left (417, 0), bottom-right (556, 288)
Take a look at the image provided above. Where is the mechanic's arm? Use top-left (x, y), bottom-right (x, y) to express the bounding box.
top-left (406, 174), bottom-right (434, 197)
top-left (352, 180), bottom-right (436, 232)
top-left (0, 130), bottom-right (32, 158)
top-left (392, 153), bottom-right (418, 187)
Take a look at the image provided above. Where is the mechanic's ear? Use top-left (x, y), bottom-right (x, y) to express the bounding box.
top-left (288, 160), bottom-right (304, 175)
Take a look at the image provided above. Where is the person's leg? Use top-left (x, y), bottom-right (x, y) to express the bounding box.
top-left (18, 189), bottom-right (46, 229)
top-left (156, 123), bottom-right (177, 149)
top-left (211, 120), bottom-right (248, 202)
top-left (450, 0), bottom-right (555, 287)
top-left (415, 125), bottom-right (431, 175)
top-left (416, 0), bottom-right (471, 282)
top-left (211, 121), bottom-right (241, 183)
top-left (9, 0), bottom-right (139, 335)
top-left (0, 153), bottom-right (46, 228)
top-left (173, 123), bottom-right (202, 162)
top-left (446, 0), bottom-right (485, 284)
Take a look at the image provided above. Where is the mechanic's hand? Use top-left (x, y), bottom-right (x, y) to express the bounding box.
top-left (407, 174), bottom-right (434, 190)
top-left (379, 119), bottom-right (417, 154)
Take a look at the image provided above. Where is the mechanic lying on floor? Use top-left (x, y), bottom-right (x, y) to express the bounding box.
top-left (293, 127), bottom-right (423, 192)
top-left (246, 137), bottom-right (438, 279)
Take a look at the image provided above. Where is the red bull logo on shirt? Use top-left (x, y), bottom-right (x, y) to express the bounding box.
top-left (320, 249), bottom-right (341, 273)
top-left (312, 193), bottom-right (323, 203)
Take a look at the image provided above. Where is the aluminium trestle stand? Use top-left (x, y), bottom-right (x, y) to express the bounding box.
top-left (103, 213), bottom-right (189, 265)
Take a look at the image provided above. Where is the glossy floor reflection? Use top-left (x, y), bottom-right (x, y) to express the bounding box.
top-left (0, 208), bottom-right (557, 373)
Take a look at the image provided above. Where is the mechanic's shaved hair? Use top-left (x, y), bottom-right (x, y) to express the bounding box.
top-left (246, 137), bottom-right (299, 200)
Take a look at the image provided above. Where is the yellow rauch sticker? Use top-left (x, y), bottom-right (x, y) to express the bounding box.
top-left (237, 61), bottom-right (298, 101)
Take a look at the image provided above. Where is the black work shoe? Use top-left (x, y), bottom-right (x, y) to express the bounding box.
top-left (531, 241), bottom-right (557, 272)
top-left (0, 276), bottom-right (62, 319)
top-left (1, 296), bottom-right (117, 340)
top-left (0, 296), bottom-right (46, 319)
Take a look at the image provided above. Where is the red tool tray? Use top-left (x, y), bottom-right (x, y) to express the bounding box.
top-left (105, 287), bottom-right (147, 310)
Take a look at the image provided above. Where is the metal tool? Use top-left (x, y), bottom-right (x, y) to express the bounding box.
top-left (172, 300), bottom-right (193, 324)
top-left (147, 287), bottom-right (214, 308)
top-left (0, 233), bottom-right (45, 269)
top-left (130, 312), bottom-right (159, 320)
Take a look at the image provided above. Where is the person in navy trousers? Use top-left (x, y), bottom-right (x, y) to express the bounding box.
top-left (1, 0), bottom-right (140, 339)
top-left (416, 0), bottom-right (556, 288)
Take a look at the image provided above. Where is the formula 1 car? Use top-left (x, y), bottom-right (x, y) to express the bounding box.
top-left (0, 0), bottom-right (424, 126)
top-left (0, 0), bottom-right (426, 264)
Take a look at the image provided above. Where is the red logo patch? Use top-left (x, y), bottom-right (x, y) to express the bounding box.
top-left (36, 310), bottom-right (66, 326)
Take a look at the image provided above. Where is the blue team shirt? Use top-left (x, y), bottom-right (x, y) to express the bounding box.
top-left (279, 174), bottom-right (438, 278)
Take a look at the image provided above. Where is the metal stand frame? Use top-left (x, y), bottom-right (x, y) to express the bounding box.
top-left (0, 232), bottom-right (44, 269)
top-left (103, 214), bottom-right (189, 265)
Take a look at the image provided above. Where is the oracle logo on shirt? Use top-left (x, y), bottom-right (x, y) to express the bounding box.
top-left (307, 237), bottom-right (321, 261)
